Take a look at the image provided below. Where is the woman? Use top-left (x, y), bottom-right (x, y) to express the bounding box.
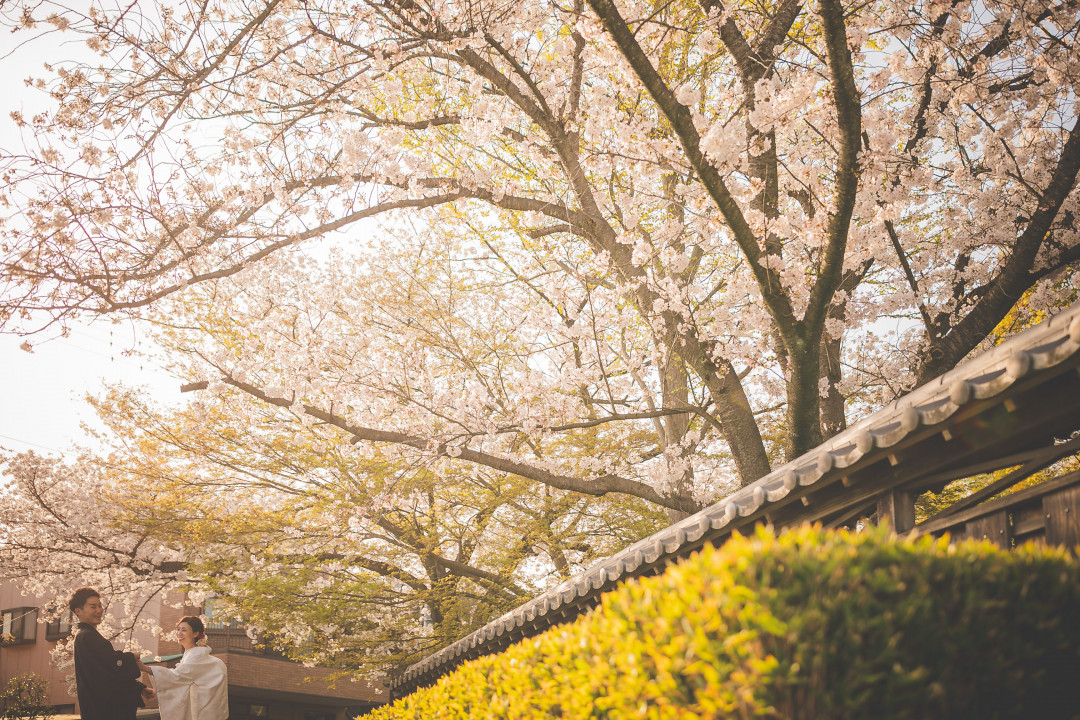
top-left (138, 616), bottom-right (228, 720)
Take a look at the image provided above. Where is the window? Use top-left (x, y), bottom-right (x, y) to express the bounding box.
top-left (1, 607), bottom-right (38, 645)
top-left (203, 598), bottom-right (243, 630)
top-left (230, 701), bottom-right (271, 719)
top-left (45, 613), bottom-right (72, 641)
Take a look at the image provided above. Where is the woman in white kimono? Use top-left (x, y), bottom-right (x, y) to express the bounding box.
top-left (140, 616), bottom-right (229, 720)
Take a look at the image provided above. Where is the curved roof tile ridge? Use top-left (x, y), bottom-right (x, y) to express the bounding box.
top-left (393, 301), bottom-right (1080, 691)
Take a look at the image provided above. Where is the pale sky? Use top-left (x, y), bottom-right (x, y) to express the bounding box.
top-left (0, 15), bottom-right (180, 457)
top-left (0, 14), bottom-right (372, 458)
top-left (0, 322), bottom-right (179, 455)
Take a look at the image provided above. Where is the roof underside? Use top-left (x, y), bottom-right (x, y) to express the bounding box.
top-left (392, 303), bottom-right (1080, 697)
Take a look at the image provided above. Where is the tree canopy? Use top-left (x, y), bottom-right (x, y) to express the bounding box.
top-left (2, 0), bottom-right (1079, 674)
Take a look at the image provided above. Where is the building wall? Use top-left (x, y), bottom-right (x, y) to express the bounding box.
top-left (228, 694), bottom-right (353, 720)
top-left (1, 581), bottom-right (168, 713)
top-left (218, 649), bottom-right (385, 704)
top-left (1, 582), bottom-right (79, 710)
top-left (2, 582), bottom-right (389, 718)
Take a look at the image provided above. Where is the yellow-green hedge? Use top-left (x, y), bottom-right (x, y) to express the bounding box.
top-left (366, 525), bottom-right (1080, 719)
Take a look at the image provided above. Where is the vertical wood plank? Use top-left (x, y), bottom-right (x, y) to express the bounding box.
top-left (1044, 486), bottom-right (1080, 549)
top-left (962, 511), bottom-right (1011, 549)
top-left (877, 488), bottom-right (916, 533)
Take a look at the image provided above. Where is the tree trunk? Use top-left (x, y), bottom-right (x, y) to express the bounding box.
top-left (819, 333), bottom-right (846, 440)
top-left (785, 339), bottom-right (824, 460)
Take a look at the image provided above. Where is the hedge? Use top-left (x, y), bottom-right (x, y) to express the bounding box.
top-left (364, 525), bottom-right (1080, 719)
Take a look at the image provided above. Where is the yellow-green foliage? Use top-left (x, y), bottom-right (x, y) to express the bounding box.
top-left (365, 525), bottom-right (1080, 719)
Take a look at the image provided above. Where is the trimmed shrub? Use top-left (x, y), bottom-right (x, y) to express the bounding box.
top-left (365, 525), bottom-right (1080, 719)
top-left (0, 673), bottom-right (53, 720)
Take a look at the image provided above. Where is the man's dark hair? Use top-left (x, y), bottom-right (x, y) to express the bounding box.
top-left (68, 587), bottom-right (100, 613)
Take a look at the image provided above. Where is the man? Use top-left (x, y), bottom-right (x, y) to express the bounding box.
top-left (69, 587), bottom-right (155, 720)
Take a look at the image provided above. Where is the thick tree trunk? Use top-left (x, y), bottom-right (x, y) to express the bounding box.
top-left (819, 333), bottom-right (846, 440)
top-left (784, 339), bottom-right (824, 460)
top-left (660, 353), bottom-right (695, 520)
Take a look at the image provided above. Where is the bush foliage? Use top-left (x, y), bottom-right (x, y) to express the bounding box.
top-left (0, 674), bottom-right (53, 720)
top-left (365, 525), bottom-right (1080, 719)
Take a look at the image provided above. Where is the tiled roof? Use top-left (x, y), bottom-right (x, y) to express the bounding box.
top-left (392, 302), bottom-right (1080, 695)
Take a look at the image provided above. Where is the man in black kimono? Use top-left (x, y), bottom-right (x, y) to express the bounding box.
top-left (69, 587), bottom-right (154, 720)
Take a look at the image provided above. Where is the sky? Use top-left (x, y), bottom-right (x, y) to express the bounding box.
top-left (0, 12), bottom-right (376, 459)
top-left (0, 14), bottom-right (180, 458)
top-left (0, 322), bottom-right (179, 456)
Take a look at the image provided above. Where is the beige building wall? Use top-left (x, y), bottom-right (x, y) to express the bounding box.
top-left (0, 580), bottom-right (164, 713)
top-left (3, 583), bottom-right (388, 718)
top-left (1, 581), bottom-right (78, 710)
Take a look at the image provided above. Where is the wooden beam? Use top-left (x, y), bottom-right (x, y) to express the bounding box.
top-left (823, 499), bottom-right (877, 530)
top-left (919, 435), bottom-right (1080, 526)
top-left (1044, 485), bottom-right (1080, 548)
top-left (900, 444), bottom-right (1059, 495)
top-left (877, 488), bottom-right (915, 533)
top-left (916, 467), bottom-right (1080, 535)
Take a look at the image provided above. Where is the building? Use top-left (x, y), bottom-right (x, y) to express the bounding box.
top-left (0, 584), bottom-right (81, 714)
top-left (0, 586), bottom-right (387, 719)
top-left (165, 597), bottom-right (386, 720)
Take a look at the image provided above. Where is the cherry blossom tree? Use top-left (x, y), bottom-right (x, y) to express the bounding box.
top-left (2, 0), bottom-right (1080, 672)
top-left (4, 0), bottom-right (1079, 479)
top-left (0, 382), bottom-right (665, 672)
top-left (0, 449), bottom-right (185, 671)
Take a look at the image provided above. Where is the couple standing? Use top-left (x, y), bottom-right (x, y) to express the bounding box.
top-left (68, 587), bottom-right (229, 720)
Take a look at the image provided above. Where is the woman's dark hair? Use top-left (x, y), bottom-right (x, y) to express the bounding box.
top-left (68, 587), bottom-right (101, 613)
top-left (178, 615), bottom-right (206, 635)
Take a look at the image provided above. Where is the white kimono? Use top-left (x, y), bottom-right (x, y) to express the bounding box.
top-left (151, 646), bottom-right (229, 720)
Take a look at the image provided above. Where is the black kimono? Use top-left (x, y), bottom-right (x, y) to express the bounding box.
top-left (73, 622), bottom-right (146, 720)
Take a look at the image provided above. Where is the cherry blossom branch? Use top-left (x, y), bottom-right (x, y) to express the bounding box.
top-left (884, 219), bottom-right (935, 336)
top-left (182, 376), bottom-right (702, 514)
top-left (365, 515), bottom-right (528, 598)
top-left (585, 0), bottom-right (795, 334)
top-left (917, 117), bottom-right (1080, 384)
top-left (698, 0), bottom-right (802, 84)
top-left (119, 0), bottom-right (286, 171)
top-left (803, 0), bottom-right (861, 337)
